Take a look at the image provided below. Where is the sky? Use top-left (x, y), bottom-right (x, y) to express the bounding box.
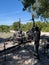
top-left (0, 0), bottom-right (41, 25)
top-left (0, 0), bottom-right (31, 25)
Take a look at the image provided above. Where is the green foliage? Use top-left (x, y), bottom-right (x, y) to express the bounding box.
top-left (36, 22), bottom-right (49, 32)
top-left (0, 21), bottom-right (49, 32)
top-left (10, 25), bottom-right (14, 30)
top-left (20, 0), bottom-right (49, 25)
top-left (38, 0), bottom-right (49, 18)
top-left (26, 22), bottom-right (33, 30)
top-left (35, 22), bottom-right (43, 30)
top-left (42, 26), bottom-right (49, 32)
top-left (21, 0), bottom-right (36, 27)
top-left (0, 25), bottom-right (9, 32)
top-left (22, 0), bottom-right (35, 11)
top-left (21, 24), bottom-right (26, 31)
top-left (21, 0), bottom-right (49, 18)
top-left (22, 21), bottom-right (49, 32)
top-left (11, 22), bottom-right (20, 30)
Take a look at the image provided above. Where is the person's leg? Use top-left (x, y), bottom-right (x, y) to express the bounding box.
top-left (36, 42), bottom-right (40, 59)
top-left (34, 41), bottom-right (36, 52)
top-left (36, 43), bottom-right (39, 54)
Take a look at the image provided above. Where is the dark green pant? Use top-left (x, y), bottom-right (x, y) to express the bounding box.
top-left (34, 41), bottom-right (39, 57)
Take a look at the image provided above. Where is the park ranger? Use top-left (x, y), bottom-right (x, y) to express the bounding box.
top-left (34, 26), bottom-right (40, 59)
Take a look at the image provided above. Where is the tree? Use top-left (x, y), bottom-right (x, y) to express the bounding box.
top-left (37, 0), bottom-right (49, 20)
top-left (20, 0), bottom-right (49, 27)
top-left (0, 25), bottom-right (9, 32)
top-left (12, 22), bottom-right (21, 30)
top-left (21, 0), bottom-right (35, 27)
top-left (26, 22), bottom-right (33, 30)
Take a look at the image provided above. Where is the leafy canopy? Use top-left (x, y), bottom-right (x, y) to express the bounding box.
top-left (21, 0), bottom-right (49, 19)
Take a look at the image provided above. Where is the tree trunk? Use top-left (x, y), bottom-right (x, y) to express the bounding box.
top-left (32, 17), bottom-right (35, 27)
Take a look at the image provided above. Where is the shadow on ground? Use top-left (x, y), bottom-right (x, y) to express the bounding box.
top-left (0, 45), bottom-right (35, 65)
top-left (41, 35), bottom-right (49, 42)
top-left (0, 38), bottom-right (5, 43)
top-left (0, 35), bottom-right (49, 65)
top-left (0, 44), bottom-right (49, 65)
